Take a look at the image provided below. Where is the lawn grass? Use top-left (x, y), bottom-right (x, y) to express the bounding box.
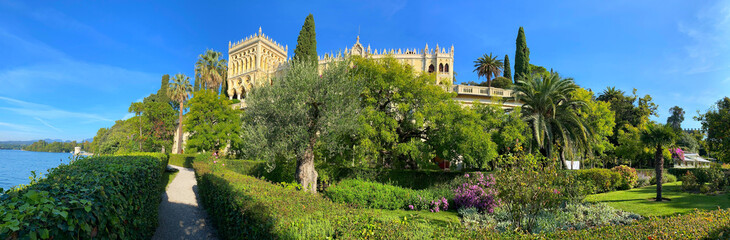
top-left (161, 171), bottom-right (178, 190)
top-left (371, 209), bottom-right (461, 227)
top-left (585, 181), bottom-right (730, 217)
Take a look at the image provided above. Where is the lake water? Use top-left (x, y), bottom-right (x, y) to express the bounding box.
top-left (0, 149), bottom-right (71, 191)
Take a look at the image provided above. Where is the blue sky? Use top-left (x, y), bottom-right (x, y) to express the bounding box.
top-left (0, 0), bottom-right (728, 141)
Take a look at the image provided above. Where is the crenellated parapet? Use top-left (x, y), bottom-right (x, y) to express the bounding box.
top-left (226, 27), bottom-right (289, 100)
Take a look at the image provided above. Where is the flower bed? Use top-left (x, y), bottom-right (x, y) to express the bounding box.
top-left (0, 153), bottom-right (168, 239)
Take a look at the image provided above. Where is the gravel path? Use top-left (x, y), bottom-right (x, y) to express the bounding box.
top-left (153, 165), bottom-right (217, 240)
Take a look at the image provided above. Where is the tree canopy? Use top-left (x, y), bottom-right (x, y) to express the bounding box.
top-left (184, 89), bottom-right (241, 154)
top-left (293, 14), bottom-right (317, 66)
top-left (696, 97), bottom-right (730, 162)
top-left (514, 27), bottom-right (530, 83)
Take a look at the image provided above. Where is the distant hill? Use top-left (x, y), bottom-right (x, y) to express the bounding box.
top-left (0, 139), bottom-right (93, 150)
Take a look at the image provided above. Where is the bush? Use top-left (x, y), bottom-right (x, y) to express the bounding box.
top-left (323, 179), bottom-right (442, 211)
top-left (577, 168), bottom-right (622, 193)
top-left (650, 173), bottom-right (677, 185)
top-left (681, 171), bottom-right (700, 192)
top-left (610, 165), bottom-right (638, 190)
top-left (0, 154), bottom-right (167, 239)
top-left (168, 153), bottom-right (196, 168)
top-left (452, 172), bottom-right (498, 213)
top-left (461, 203), bottom-right (641, 234)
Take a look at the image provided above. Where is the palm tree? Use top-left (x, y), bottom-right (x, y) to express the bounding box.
top-left (195, 49), bottom-right (228, 94)
top-left (168, 73), bottom-right (193, 154)
top-left (473, 53), bottom-right (503, 88)
top-left (513, 72), bottom-right (591, 168)
top-left (640, 123), bottom-right (676, 201)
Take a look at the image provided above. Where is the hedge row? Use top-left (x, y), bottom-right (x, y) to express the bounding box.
top-left (0, 153), bottom-right (168, 239)
top-left (324, 179), bottom-right (439, 210)
top-left (168, 153), bottom-right (196, 168)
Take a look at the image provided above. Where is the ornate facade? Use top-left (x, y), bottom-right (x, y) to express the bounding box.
top-left (226, 29), bottom-right (455, 99)
top-left (226, 27), bottom-right (288, 100)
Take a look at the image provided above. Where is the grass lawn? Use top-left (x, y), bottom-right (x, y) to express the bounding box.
top-left (371, 209), bottom-right (461, 227)
top-left (161, 171), bottom-right (178, 189)
top-left (585, 181), bottom-right (730, 217)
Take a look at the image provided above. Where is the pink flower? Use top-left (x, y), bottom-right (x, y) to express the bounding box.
top-left (222, 163), bottom-right (225, 166)
top-left (465, 173), bottom-right (470, 178)
top-left (553, 189), bottom-right (560, 194)
top-left (408, 205), bottom-right (414, 210)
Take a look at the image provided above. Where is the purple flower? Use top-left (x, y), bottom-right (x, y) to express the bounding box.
top-left (408, 205), bottom-right (414, 210)
top-left (465, 173), bottom-right (470, 178)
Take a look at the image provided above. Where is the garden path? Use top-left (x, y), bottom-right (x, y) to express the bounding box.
top-left (152, 165), bottom-right (218, 240)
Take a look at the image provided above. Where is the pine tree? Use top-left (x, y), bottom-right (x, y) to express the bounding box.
top-left (293, 14), bottom-right (317, 66)
top-left (514, 27), bottom-right (530, 83)
top-left (503, 54), bottom-right (511, 80)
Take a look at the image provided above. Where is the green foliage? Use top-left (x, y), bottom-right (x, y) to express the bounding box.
top-left (696, 97), bottom-right (730, 162)
top-left (184, 89), bottom-right (241, 154)
top-left (666, 106), bottom-right (685, 130)
top-left (193, 159), bottom-right (505, 239)
top-left (91, 97), bottom-right (176, 154)
top-left (90, 119), bottom-right (138, 154)
top-left (324, 179), bottom-right (437, 210)
top-left (473, 104), bottom-right (530, 155)
top-left (168, 153), bottom-right (197, 168)
top-left (513, 71), bottom-right (589, 166)
top-left (681, 171), bottom-right (700, 192)
top-left (571, 88), bottom-right (615, 158)
top-left (351, 56), bottom-right (498, 169)
top-left (514, 26), bottom-right (530, 82)
top-left (610, 165), bottom-right (638, 190)
top-left (473, 53), bottom-right (503, 87)
top-left (503, 54), bottom-right (511, 80)
top-left (491, 76), bottom-right (512, 89)
top-left (461, 203), bottom-right (640, 234)
top-left (578, 168), bottom-right (621, 193)
top-left (676, 131), bottom-right (699, 153)
top-left (194, 49), bottom-right (227, 94)
top-left (597, 87), bottom-right (658, 146)
top-left (0, 154), bottom-right (167, 239)
top-left (22, 140), bottom-right (82, 153)
top-left (293, 14), bottom-right (317, 66)
top-left (649, 173), bottom-right (677, 184)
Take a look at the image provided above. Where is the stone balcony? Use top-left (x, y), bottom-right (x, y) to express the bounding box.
top-left (449, 85), bottom-right (514, 98)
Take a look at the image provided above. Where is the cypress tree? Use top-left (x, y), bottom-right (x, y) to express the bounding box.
top-left (293, 14), bottom-right (317, 66)
top-left (156, 74), bottom-right (171, 103)
top-left (514, 27), bottom-right (530, 83)
top-left (503, 55), bottom-right (512, 80)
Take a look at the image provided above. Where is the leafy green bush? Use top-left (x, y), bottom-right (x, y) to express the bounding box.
top-left (0, 154), bottom-right (167, 239)
top-left (610, 165), bottom-right (638, 190)
top-left (460, 203), bottom-right (641, 234)
top-left (636, 173), bottom-right (651, 187)
top-left (324, 179), bottom-right (438, 210)
top-left (577, 168), bottom-right (621, 193)
top-left (650, 173), bottom-right (677, 185)
top-left (681, 171), bottom-right (700, 192)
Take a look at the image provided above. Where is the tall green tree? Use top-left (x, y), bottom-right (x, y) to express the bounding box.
top-left (473, 53), bottom-right (503, 88)
top-left (571, 88), bottom-right (616, 163)
top-left (513, 72), bottom-right (590, 168)
top-left (293, 14), bottom-right (317, 66)
top-left (666, 106), bottom-right (685, 131)
top-left (195, 49), bottom-right (228, 94)
top-left (514, 26), bottom-right (530, 83)
top-left (128, 102), bottom-right (145, 152)
top-left (156, 74), bottom-right (171, 104)
top-left (184, 89), bottom-right (241, 154)
top-left (597, 87), bottom-right (658, 145)
top-left (168, 73), bottom-right (193, 154)
top-left (696, 97), bottom-right (730, 162)
top-left (503, 54), bottom-right (511, 80)
top-left (243, 60), bottom-right (361, 192)
top-left (640, 123), bottom-right (676, 201)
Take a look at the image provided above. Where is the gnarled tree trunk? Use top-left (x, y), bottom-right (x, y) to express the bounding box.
top-left (296, 135), bottom-right (318, 192)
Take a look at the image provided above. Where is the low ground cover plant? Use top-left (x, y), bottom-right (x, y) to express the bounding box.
top-left (0, 153), bottom-right (168, 239)
top-left (452, 172), bottom-right (498, 213)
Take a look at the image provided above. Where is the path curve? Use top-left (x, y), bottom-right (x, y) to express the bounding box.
top-left (153, 165), bottom-right (217, 240)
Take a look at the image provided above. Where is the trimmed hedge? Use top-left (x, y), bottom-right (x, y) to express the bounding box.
top-left (324, 179), bottom-right (438, 210)
top-left (0, 153), bottom-right (168, 239)
top-left (577, 168), bottom-right (622, 193)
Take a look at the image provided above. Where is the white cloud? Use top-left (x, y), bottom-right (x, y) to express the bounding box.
top-left (34, 117), bottom-right (62, 132)
top-left (0, 96), bottom-right (113, 123)
top-left (676, 1), bottom-right (730, 74)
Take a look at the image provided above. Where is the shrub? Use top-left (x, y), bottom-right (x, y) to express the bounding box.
top-left (681, 171), bottom-right (701, 192)
top-left (452, 172), bottom-right (498, 213)
top-left (168, 153), bottom-right (196, 168)
top-left (323, 178), bottom-right (440, 210)
top-left (650, 173), bottom-right (677, 185)
top-left (610, 165), bottom-right (638, 190)
top-left (636, 173), bottom-right (651, 188)
top-left (0, 154), bottom-right (167, 239)
top-left (577, 168), bottom-right (621, 193)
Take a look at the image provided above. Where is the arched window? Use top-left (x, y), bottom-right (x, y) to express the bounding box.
top-left (428, 64), bottom-right (435, 73)
top-left (439, 63), bottom-right (444, 72)
top-left (444, 63), bottom-right (450, 72)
